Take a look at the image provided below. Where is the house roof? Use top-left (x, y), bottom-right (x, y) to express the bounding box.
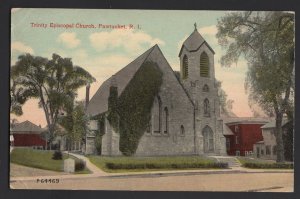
top-left (10, 120), bottom-right (43, 133)
top-left (255, 141), bottom-right (265, 144)
top-left (223, 117), bottom-right (271, 125)
top-left (261, 119), bottom-right (289, 129)
top-left (223, 123), bottom-right (234, 135)
top-left (178, 29), bottom-right (215, 57)
top-left (86, 45), bottom-right (157, 116)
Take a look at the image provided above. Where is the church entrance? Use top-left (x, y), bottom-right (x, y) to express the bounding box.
top-left (202, 126), bottom-right (214, 153)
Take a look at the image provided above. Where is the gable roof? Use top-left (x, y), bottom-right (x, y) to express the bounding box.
top-left (10, 120), bottom-right (43, 133)
top-left (86, 45), bottom-right (157, 116)
top-left (261, 119), bottom-right (289, 129)
top-left (178, 29), bottom-right (215, 57)
top-left (86, 44), bottom-right (195, 117)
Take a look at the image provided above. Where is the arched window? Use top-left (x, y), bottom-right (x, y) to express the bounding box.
top-left (180, 125), bottom-right (185, 135)
top-left (202, 84), bottom-right (209, 92)
top-left (204, 98), bottom-right (210, 117)
top-left (200, 52), bottom-right (209, 77)
top-left (163, 107), bottom-right (169, 134)
top-left (182, 55), bottom-right (188, 79)
top-left (153, 96), bottom-right (162, 133)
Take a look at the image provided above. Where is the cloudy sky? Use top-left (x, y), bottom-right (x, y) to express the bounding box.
top-left (11, 8), bottom-right (254, 127)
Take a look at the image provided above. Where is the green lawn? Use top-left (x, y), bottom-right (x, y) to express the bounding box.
top-left (237, 157), bottom-right (293, 169)
top-left (11, 148), bottom-right (90, 174)
top-left (88, 155), bottom-right (227, 173)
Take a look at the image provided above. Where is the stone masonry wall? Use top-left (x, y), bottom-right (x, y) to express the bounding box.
top-left (135, 47), bottom-right (196, 156)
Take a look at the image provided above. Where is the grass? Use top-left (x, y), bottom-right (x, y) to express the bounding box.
top-left (88, 155), bottom-right (228, 173)
top-left (237, 157), bottom-right (293, 169)
top-left (10, 148), bottom-right (91, 174)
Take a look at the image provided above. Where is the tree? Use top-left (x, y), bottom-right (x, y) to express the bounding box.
top-left (11, 53), bottom-right (95, 146)
top-left (216, 11), bottom-right (294, 162)
top-left (215, 80), bottom-right (235, 117)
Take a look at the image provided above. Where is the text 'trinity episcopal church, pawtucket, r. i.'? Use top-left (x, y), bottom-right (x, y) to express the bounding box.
top-left (84, 25), bottom-right (227, 156)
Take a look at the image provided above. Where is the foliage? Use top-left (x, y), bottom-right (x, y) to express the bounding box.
top-left (283, 121), bottom-right (293, 161)
top-left (215, 80), bottom-right (234, 116)
top-left (88, 155), bottom-right (223, 172)
top-left (216, 11), bottom-right (294, 162)
top-left (91, 113), bottom-right (106, 155)
top-left (107, 86), bottom-right (119, 132)
top-left (11, 53), bottom-right (95, 143)
top-left (72, 102), bottom-right (89, 142)
top-left (52, 150), bottom-right (63, 160)
top-left (75, 159), bottom-right (86, 171)
top-left (243, 162), bottom-right (293, 169)
top-left (105, 162), bottom-right (228, 170)
top-left (115, 61), bottom-right (163, 156)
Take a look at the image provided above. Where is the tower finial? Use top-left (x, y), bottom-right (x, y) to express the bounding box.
top-left (194, 22), bottom-right (197, 31)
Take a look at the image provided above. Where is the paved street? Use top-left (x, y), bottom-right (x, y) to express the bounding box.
top-left (10, 171), bottom-right (293, 192)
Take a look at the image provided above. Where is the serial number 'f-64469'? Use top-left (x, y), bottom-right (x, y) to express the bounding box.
top-left (36, 179), bottom-right (60, 183)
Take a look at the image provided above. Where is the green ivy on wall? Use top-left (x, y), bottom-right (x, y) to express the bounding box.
top-left (107, 61), bottom-right (163, 156)
top-left (91, 113), bottom-right (106, 155)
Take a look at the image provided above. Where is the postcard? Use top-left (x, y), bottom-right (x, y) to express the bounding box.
top-left (10, 8), bottom-right (294, 191)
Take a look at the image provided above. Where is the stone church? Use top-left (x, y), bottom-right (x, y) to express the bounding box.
top-left (85, 26), bottom-right (227, 156)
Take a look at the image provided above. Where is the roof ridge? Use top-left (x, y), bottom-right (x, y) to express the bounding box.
top-left (113, 45), bottom-right (157, 78)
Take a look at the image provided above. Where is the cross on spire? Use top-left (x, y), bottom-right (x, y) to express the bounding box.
top-left (194, 22), bottom-right (197, 31)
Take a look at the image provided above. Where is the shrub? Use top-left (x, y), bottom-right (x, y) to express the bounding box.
top-left (243, 162), bottom-right (293, 169)
top-left (105, 162), bottom-right (228, 170)
top-left (75, 159), bottom-right (86, 171)
top-left (52, 151), bottom-right (62, 160)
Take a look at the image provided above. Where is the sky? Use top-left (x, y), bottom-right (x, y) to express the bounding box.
top-left (11, 8), bottom-right (255, 127)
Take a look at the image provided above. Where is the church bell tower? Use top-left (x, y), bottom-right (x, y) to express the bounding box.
top-left (178, 24), bottom-right (226, 155)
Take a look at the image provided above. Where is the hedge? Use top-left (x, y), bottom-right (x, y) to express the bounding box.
top-left (243, 162), bottom-right (293, 169)
top-left (105, 162), bottom-right (228, 170)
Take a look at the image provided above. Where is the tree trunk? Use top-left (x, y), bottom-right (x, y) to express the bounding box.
top-left (275, 113), bottom-right (285, 162)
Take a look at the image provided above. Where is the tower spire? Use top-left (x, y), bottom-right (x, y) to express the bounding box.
top-left (194, 22), bottom-right (197, 31)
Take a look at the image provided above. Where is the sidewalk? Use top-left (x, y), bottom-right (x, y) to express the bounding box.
top-left (10, 152), bottom-right (294, 182)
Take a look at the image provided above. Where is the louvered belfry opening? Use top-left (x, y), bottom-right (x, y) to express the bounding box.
top-left (200, 52), bottom-right (209, 77)
top-left (182, 55), bottom-right (188, 79)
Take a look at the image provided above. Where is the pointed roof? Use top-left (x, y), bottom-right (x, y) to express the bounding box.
top-left (178, 28), bottom-right (215, 57)
top-left (10, 120), bottom-right (43, 133)
top-left (261, 119), bottom-right (289, 129)
top-left (86, 45), bottom-right (158, 116)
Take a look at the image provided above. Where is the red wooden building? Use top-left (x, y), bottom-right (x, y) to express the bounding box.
top-left (10, 120), bottom-right (46, 148)
top-left (223, 118), bottom-right (270, 156)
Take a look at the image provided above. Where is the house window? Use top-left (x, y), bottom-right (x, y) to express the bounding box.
top-left (266, 145), bottom-right (271, 155)
top-left (245, 151), bottom-right (248, 156)
top-left (163, 107), bottom-right (169, 134)
top-left (235, 136), bottom-right (239, 144)
top-left (204, 98), bottom-right (210, 117)
top-left (235, 125), bottom-right (239, 132)
top-left (200, 52), bottom-right (209, 77)
top-left (236, 151), bottom-right (240, 156)
top-left (180, 125), bottom-right (185, 135)
top-left (261, 149), bottom-right (264, 155)
top-left (182, 55), bottom-right (188, 79)
top-left (202, 84), bottom-right (209, 92)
